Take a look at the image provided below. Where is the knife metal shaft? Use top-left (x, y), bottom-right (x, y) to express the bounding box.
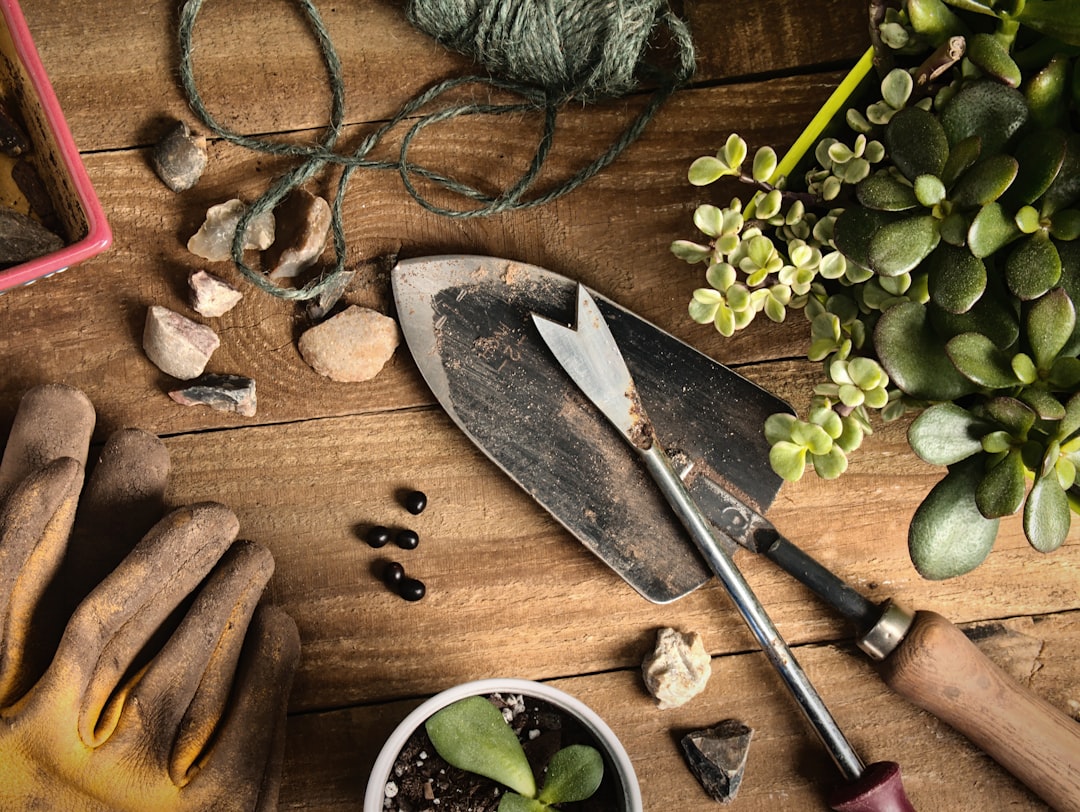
top-left (640, 440), bottom-right (867, 783)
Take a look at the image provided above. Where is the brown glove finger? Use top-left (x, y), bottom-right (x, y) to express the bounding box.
top-left (114, 539), bottom-right (274, 783)
top-left (0, 457), bottom-right (82, 706)
top-left (187, 605), bottom-right (299, 811)
top-left (47, 502), bottom-right (240, 747)
top-left (0, 384), bottom-right (94, 502)
top-left (61, 428), bottom-right (171, 610)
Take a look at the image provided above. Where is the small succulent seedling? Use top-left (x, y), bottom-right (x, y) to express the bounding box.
top-left (425, 695), bottom-right (604, 812)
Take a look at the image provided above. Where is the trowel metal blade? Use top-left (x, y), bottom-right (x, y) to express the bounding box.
top-left (392, 255), bottom-right (790, 603)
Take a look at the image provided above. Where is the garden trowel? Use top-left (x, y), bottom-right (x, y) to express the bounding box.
top-left (392, 255), bottom-right (1080, 811)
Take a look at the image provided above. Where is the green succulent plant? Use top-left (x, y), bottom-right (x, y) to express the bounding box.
top-left (671, 0), bottom-right (1080, 579)
top-left (424, 695), bottom-right (604, 812)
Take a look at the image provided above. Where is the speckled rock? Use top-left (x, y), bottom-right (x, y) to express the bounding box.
top-left (641, 627), bottom-right (712, 709)
top-left (264, 188), bottom-right (331, 279)
top-left (0, 207), bottom-right (63, 264)
top-left (188, 198), bottom-right (275, 262)
top-left (143, 305), bottom-right (220, 380)
top-left (152, 120), bottom-right (208, 192)
top-left (298, 305), bottom-right (399, 382)
top-left (189, 269), bottom-right (243, 317)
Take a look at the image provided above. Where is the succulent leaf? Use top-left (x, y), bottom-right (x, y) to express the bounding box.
top-left (688, 156), bottom-right (728, 186)
top-left (908, 402), bottom-right (988, 464)
top-left (946, 332), bottom-right (1021, 387)
top-left (885, 107), bottom-right (950, 180)
top-left (1016, 0), bottom-right (1080, 46)
top-left (940, 80), bottom-right (1028, 155)
top-left (426, 697), bottom-right (538, 798)
top-left (941, 135), bottom-right (982, 188)
top-left (1005, 230), bottom-right (1062, 300)
top-left (949, 153), bottom-right (1019, 208)
top-left (833, 207), bottom-right (895, 269)
top-left (906, 0), bottom-right (967, 45)
top-left (1004, 129), bottom-right (1067, 209)
top-left (927, 243), bottom-right (986, 313)
top-left (868, 215), bottom-right (941, 276)
top-left (536, 745), bottom-right (604, 805)
top-left (968, 202), bottom-right (1020, 257)
top-left (966, 32), bottom-right (1022, 87)
top-left (1024, 472), bottom-right (1071, 552)
top-left (976, 448), bottom-right (1028, 518)
top-left (857, 172), bottom-right (920, 210)
top-left (1027, 286), bottom-right (1076, 369)
top-left (1018, 386), bottom-right (1067, 420)
top-left (909, 458), bottom-right (1000, 580)
top-left (1038, 133), bottom-right (1080, 215)
top-left (984, 396), bottom-right (1037, 436)
top-left (875, 301), bottom-right (978, 399)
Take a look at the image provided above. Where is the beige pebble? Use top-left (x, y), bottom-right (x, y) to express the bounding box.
top-left (143, 305), bottom-right (220, 380)
top-left (189, 269), bottom-right (243, 317)
top-left (298, 305), bottom-right (399, 382)
top-left (642, 627), bottom-right (712, 709)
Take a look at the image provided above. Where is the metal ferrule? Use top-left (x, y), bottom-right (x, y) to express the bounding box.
top-left (857, 599), bottom-right (916, 661)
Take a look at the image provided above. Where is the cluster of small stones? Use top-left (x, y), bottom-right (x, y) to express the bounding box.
top-left (144, 119), bottom-right (400, 415)
top-left (0, 101), bottom-right (64, 266)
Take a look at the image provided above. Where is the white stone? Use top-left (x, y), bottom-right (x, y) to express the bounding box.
top-left (143, 305), bottom-right (220, 380)
top-left (298, 305), bottom-right (399, 383)
top-left (189, 269), bottom-right (243, 317)
top-left (187, 198), bottom-right (275, 262)
top-left (265, 188), bottom-right (332, 279)
top-left (641, 627), bottom-right (712, 709)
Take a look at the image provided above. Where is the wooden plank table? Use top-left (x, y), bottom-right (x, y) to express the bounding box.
top-left (1, 1), bottom-right (1077, 809)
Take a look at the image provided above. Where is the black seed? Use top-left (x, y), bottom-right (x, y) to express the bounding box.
top-left (398, 576), bottom-right (426, 601)
top-left (365, 525), bottom-right (392, 548)
top-left (403, 490), bottom-right (428, 514)
top-left (395, 528), bottom-right (420, 550)
top-left (383, 561), bottom-right (406, 586)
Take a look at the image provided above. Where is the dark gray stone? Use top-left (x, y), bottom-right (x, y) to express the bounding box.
top-left (680, 719), bottom-right (754, 804)
top-left (0, 207), bottom-right (63, 266)
top-left (152, 120), bottom-right (208, 192)
top-left (169, 373), bottom-right (257, 417)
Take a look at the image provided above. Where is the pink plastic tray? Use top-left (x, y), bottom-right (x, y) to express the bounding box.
top-left (0, 0), bottom-right (110, 292)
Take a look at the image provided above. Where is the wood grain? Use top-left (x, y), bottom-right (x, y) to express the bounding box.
top-left (0, 1), bottom-right (1076, 810)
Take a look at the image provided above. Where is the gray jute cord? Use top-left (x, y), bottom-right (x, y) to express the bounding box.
top-left (177, 0), bottom-right (696, 301)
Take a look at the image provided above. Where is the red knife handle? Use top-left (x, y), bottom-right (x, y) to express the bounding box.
top-left (878, 611), bottom-right (1080, 811)
top-left (829, 761), bottom-right (915, 812)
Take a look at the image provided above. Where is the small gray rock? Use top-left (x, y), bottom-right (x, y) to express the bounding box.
top-left (0, 206), bottom-right (63, 265)
top-left (169, 373), bottom-right (256, 417)
top-left (680, 720), bottom-right (754, 804)
top-left (264, 188), bottom-right (331, 279)
top-left (298, 305), bottom-right (399, 382)
top-left (143, 305), bottom-right (220, 380)
top-left (152, 120), bottom-right (208, 192)
top-left (189, 269), bottom-right (243, 317)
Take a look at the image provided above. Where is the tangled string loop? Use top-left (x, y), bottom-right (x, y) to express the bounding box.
top-left (177, 0), bottom-right (695, 301)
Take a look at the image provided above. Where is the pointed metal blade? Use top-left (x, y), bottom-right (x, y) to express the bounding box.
top-left (532, 285), bottom-right (647, 445)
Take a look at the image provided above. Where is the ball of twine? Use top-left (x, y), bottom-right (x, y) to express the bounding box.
top-left (178, 0), bottom-right (694, 301)
top-left (407, 0), bottom-right (686, 102)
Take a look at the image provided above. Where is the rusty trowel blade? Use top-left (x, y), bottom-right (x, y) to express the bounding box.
top-left (392, 255), bottom-right (791, 603)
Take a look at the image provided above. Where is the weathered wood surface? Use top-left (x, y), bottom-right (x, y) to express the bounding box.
top-left (0, 0), bottom-right (1076, 810)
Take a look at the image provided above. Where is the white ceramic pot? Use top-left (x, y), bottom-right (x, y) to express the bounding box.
top-left (364, 678), bottom-right (642, 812)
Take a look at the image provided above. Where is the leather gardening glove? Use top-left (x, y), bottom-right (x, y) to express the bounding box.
top-left (0, 384), bottom-right (300, 811)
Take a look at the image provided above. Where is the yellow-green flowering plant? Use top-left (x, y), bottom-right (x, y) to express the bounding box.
top-left (672, 0), bottom-right (1080, 579)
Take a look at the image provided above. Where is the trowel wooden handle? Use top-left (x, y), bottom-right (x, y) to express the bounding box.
top-left (878, 611), bottom-right (1080, 812)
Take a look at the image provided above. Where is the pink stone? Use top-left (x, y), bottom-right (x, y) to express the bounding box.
top-left (189, 269), bottom-right (243, 317)
top-left (264, 188), bottom-right (332, 280)
top-left (143, 305), bottom-right (220, 380)
top-left (298, 305), bottom-right (399, 382)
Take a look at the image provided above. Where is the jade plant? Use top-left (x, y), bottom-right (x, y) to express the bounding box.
top-left (671, 0), bottom-right (1080, 579)
top-left (424, 695), bottom-right (604, 812)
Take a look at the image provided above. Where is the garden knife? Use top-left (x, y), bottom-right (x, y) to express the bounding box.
top-left (532, 283), bottom-right (915, 811)
top-left (392, 255), bottom-right (1080, 810)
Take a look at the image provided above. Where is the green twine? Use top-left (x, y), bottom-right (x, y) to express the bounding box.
top-left (177, 0), bottom-right (695, 301)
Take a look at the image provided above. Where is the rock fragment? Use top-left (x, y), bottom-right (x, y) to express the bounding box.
top-left (263, 188), bottom-right (331, 279)
top-left (641, 627), bottom-right (712, 709)
top-left (298, 305), bottom-right (399, 382)
top-left (188, 198), bottom-right (275, 262)
top-left (680, 720), bottom-right (754, 804)
top-left (169, 373), bottom-right (257, 417)
top-left (143, 305), bottom-right (220, 380)
top-left (189, 269), bottom-right (243, 317)
top-left (0, 206), bottom-right (63, 265)
top-left (152, 120), bottom-right (208, 192)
